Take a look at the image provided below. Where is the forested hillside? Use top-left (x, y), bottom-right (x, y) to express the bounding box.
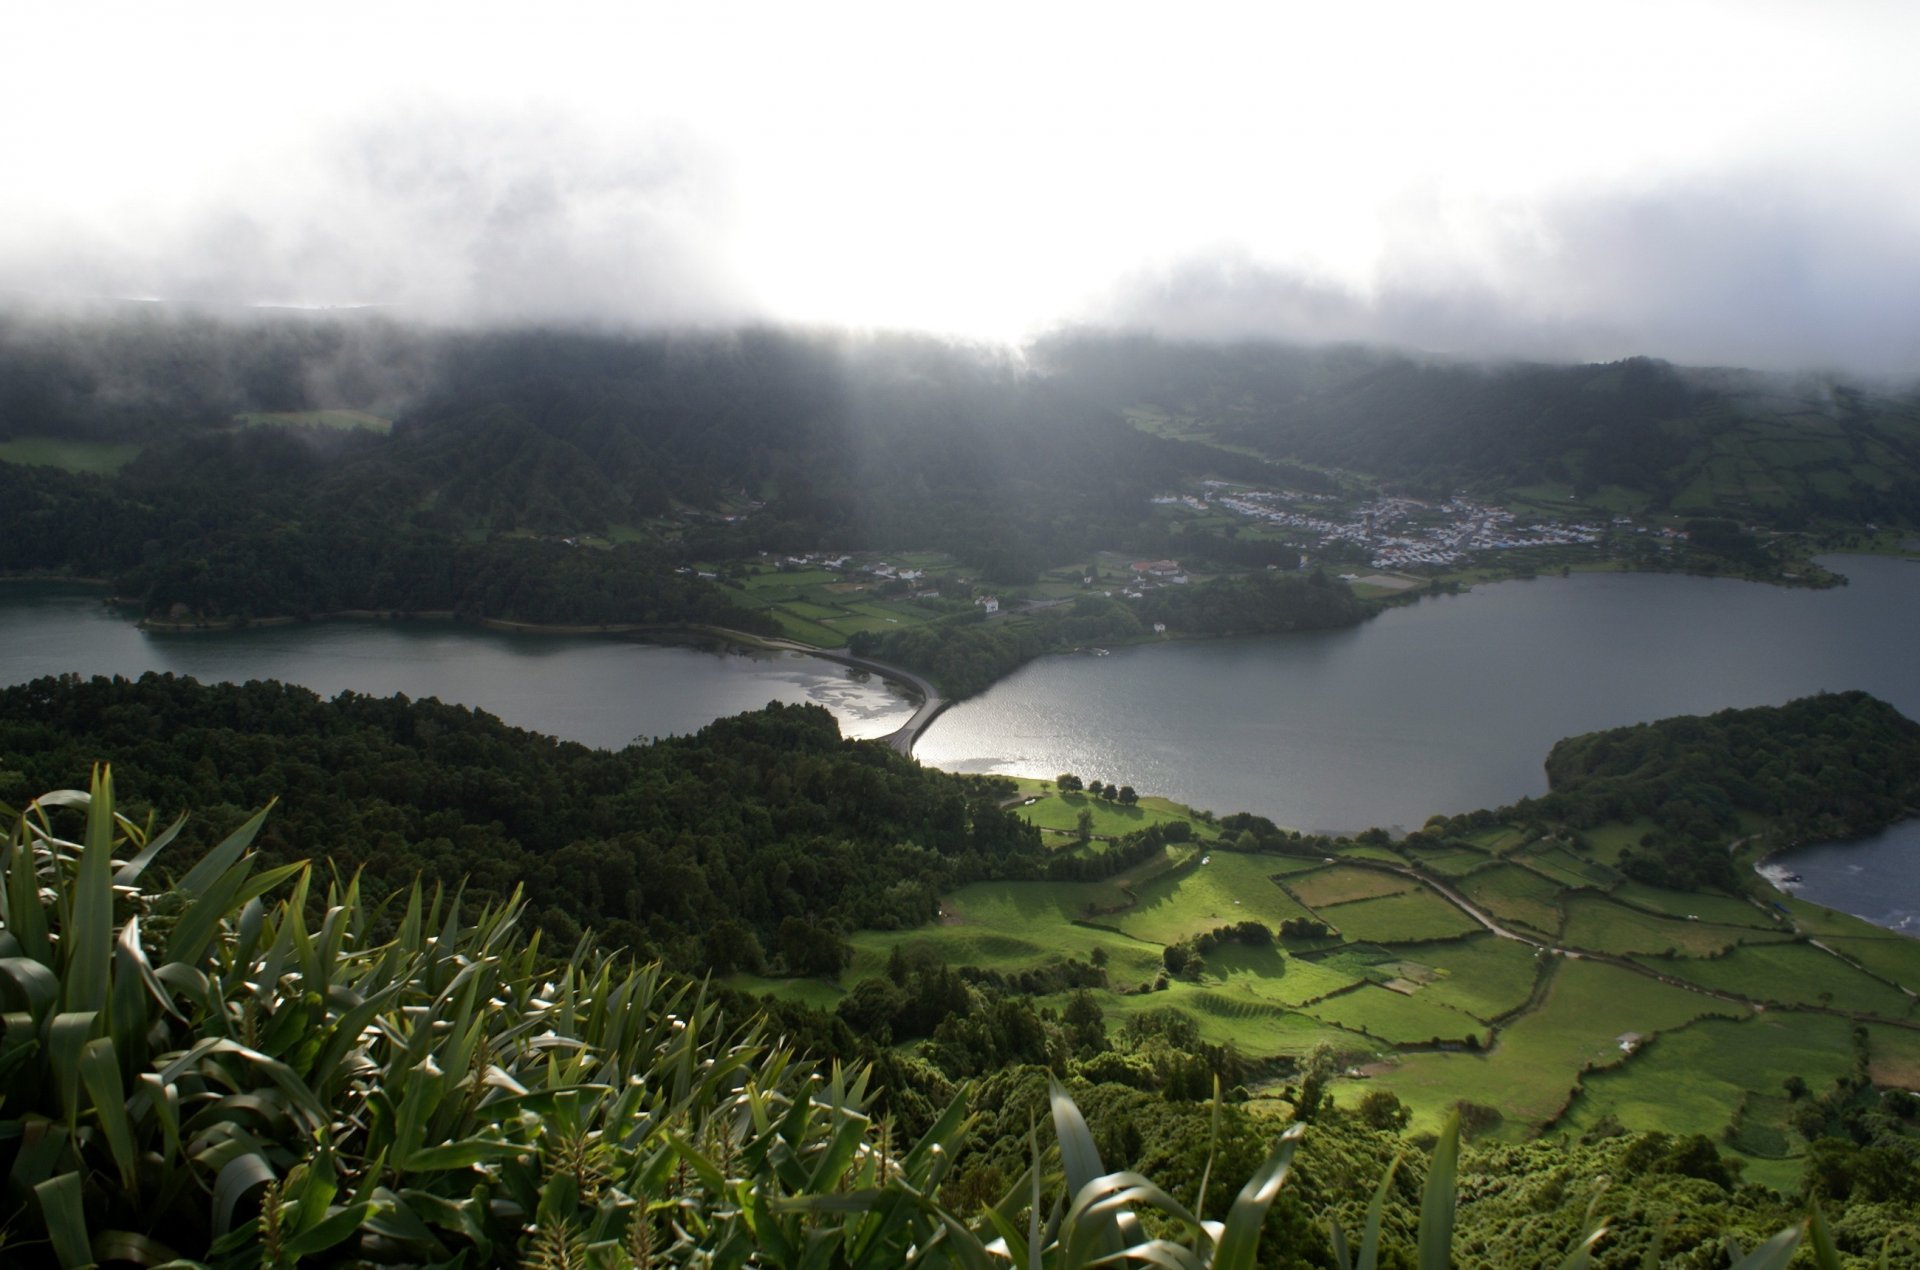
top-left (1039, 334), bottom-right (1920, 523)
top-left (8, 312), bottom-right (1913, 633)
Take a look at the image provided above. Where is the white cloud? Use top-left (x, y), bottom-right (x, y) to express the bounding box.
top-left (1, 1), bottom-right (1915, 367)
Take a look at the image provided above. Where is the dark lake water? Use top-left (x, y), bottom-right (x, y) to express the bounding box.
top-left (0, 585), bottom-right (916, 747)
top-left (920, 556), bottom-right (1920, 834)
top-left (4, 557), bottom-right (1917, 930)
top-left (1760, 821), bottom-right (1920, 936)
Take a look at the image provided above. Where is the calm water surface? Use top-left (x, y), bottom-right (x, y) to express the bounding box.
top-left (0, 586), bottom-right (916, 747)
top-left (919, 556), bottom-right (1920, 835)
top-left (5, 558), bottom-right (1918, 929)
top-left (1760, 822), bottom-right (1920, 936)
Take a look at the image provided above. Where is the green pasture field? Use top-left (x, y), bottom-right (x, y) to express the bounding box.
top-left (0, 437), bottom-right (142, 474)
top-left (1109, 850), bottom-right (1315, 945)
top-left (1579, 818), bottom-right (1660, 866)
top-left (1199, 942), bottom-right (1366, 1006)
top-left (1319, 887), bottom-right (1480, 943)
top-left (1402, 844), bottom-right (1494, 878)
top-left (1284, 865), bottom-right (1412, 910)
top-left (1818, 934), bottom-right (1920, 989)
top-left (1558, 894), bottom-right (1783, 958)
top-left (1457, 863), bottom-right (1564, 936)
top-left (1015, 793), bottom-right (1209, 841)
top-left (1303, 984), bottom-right (1488, 1047)
top-left (1354, 958), bottom-right (1746, 1134)
top-left (1513, 845), bottom-right (1618, 890)
top-left (1865, 1025), bottom-right (1920, 1089)
top-left (1608, 880), bottom-right (1782, 930)
top-left (1644, 941), bottom-right (1917, 1017)
top-left (1337, 843), bottom-right (1409, 866)
top-left (235, 409), bottom-right (391, 433)
top-left (1378, 936), bottom-right (1544, 1023)
top-left (768, 610), bottom-right (845, 647)
top-left (778, 600), bottom-right (844, 620)
top-left (1461, 826), bottom-right (1532, 857)
top-left (1560, 1011), bottom-right (1858, 1168)
top-left (1101, 981), bottom-right (1366, 1056)
top-left (1260, 853), bottom-right (1332, 875)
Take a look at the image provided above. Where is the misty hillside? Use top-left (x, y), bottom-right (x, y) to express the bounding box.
top-left (3, 312), bottom-right (1919, 622)
top-left (1039, 334), bottom-right (1920, 524)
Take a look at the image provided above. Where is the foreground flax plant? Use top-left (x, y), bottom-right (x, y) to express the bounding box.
top-left (0, 771), bottom-right (1846, 1268)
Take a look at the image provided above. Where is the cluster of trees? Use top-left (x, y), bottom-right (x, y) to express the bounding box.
top-left (1057, 772), bottom-right (1139, 804)
top-left (0, 674), bottom-right (1040, 966)
top-left (856, 577), bottom-right (1367, 699)
top-left (1537, 691), bottom-right (1920, 890)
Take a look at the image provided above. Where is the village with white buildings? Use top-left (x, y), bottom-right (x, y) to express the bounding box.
top-left (1162, 482), bottom-right (1634, 572)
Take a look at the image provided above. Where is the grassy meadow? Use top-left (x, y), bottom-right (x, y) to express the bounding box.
top-left (737, 777), bottom-right (1920, 1187)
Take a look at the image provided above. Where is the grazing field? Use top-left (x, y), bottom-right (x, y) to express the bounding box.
top-left (1201, 943), bottom-right (1366, 1006)
top-left (1645, 941), bottom-right (1918, 1017)
top-left (1561, 1012), bottom-right (1860, 1187)
top-left (1111, 849), bottom-right (1316, 945)
top-left (1818, 934), bottom-right (1920, 989)
top-left (1015, 792), bottom-right (1211, 841)
top-left (1457, 863), bottom-right (1564, 935)
top-left (1102, 981), bottom-right (1365, 1056)
top-left (1284, 864), bottom-right (1412, 909)
top-left (1356, 958), bottom-right (1746, 1133)
top-left (1379, 936), bottom-right (1543, 1023)
top-left (1318, 886), bottom-right (1481, 943)
top-left (1304, 984), bottom-right (1487, 1047)
top-left (1609, 880), bottom-right (1782, 930)
top-left (1513, 845), bottom-right (1619, 890)
top-left (0, 436), bottom-right (141, 473)
top-left (1866, 1025), bottom-right (1920, 1089)
top-left (235, 409), bottom-right (392, 432)
top-left (1404, 844), bottom-right (1495, 878)
top-left (1558, 894), bottom-right (1782, 958)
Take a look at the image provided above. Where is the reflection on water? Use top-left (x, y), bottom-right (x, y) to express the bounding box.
top-left (0, 586), bottom-right (916, 749)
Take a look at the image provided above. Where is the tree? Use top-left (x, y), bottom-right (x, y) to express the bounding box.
top-left (1117, 785), bottom-right (1138, 806)
top-left (1077, 807), bottom-right (1094, 844)
top-left (1057, 772), bottom-right (1083, 792)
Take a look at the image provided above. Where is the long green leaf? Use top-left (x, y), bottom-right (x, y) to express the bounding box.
top-left (1418, 1111), bottom-right (1460, 1270)
top-left (79, 1036), bottom-right (139, 1196)
top-left (63, 766), bottom-right (116, 1014)
top-left (1212, 1123), bottom-right (1304, 1270)
top-left (33, 1171), bottom-right (93, 1269)
top-left (214, 1151), bottom-right (276, 1237)
top-left (174, 800), bottom-right (275, 897)
top-left (1728, 1225), bottom-right (1803, 1270)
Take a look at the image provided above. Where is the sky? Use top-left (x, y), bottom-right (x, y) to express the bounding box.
top-left (3, 1), bottom-right (1917, 374)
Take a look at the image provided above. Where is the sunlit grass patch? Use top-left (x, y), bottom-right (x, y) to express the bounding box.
top-left (1112, 850), bottom-right (1315, 945)
top-left (1560, 894), bottom-right (1783, 958)
top-left (1644, 941), bottom-right (1918, 1017)
top-left (1319, 886), bottom-right (1480, 943)
top-left (1456, 863), bottom-right (1564, 936)
top-left (1608, 879), bottom-right (1781, 930)
top-left (1285, 865), bottom-right (1412, 909)
top-left (1561, 1011), bottom-right (1858, 1161)
top-left (1865, 1024), bottom-right (1920, 1089)
top-left (1380, 935), bottom-right (1544, 1023)
top-left (1303, 984), bottom-right (1488, 1047)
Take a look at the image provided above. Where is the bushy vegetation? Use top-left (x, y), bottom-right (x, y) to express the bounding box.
top-left (0, 774), bottom-right (1879, 1267)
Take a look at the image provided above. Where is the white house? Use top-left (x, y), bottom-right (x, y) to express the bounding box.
top-left (979, 596), bottom-right (1000, 614)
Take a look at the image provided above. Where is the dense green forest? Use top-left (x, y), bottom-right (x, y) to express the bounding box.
top-left (1037, 334), bottom-right (1920, 524)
